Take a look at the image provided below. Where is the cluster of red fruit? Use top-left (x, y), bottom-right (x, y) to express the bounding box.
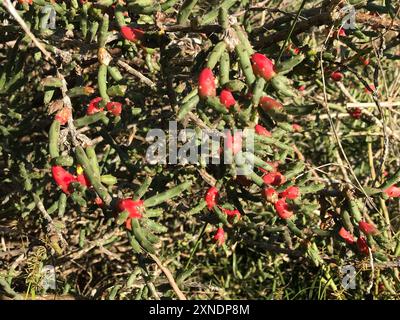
top-left (86, 97), bottom-right (122, 116)
top-left (338, 221), bottom-right (378, 256)
top-left (205, 186), bottom-right (241, 246)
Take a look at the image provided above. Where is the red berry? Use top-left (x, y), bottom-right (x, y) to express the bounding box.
top-left (55, 107), bottom-right (71, 125)
top-left (76, 173), bottom-right (91, 187)
top-left (337, 27), bottom-right (346, 37)
top-left (213, 227), bottom-right (225, 246)
top-left (251, 53), bottom-right (276, 81)
top-left (263, 188), bottom-right (278, 203)
top-left (298, 85), bottom-right (306, 91)
top-left (364, 84), bottom-right (375, 94)
top-left (348, 107), bottom-right (362, 119)
top-left (87, 97), bottom-right (104, 115)
top-left (94, 197), bottom-right (104, 207)
top-left (52, 166), bottom-right (76, 194)
top-left (338, 227), bottom-right (355, 244)
top-left (384, 185), bottom-right (400, 198)
top-left (259, 96), bottom-right (283, 111)
top-left (263, 171), bottom-right (286, 186)
top-left (280, 186), bottom-right (300, 200)
top-left (205, 186), bottom-right (219, 210)
top-left (118, 199), bottom-right (145, 230)
top-left (255, 124), bottom-right (272, 137)
top-left (357, 237), bottom-right (370, 255)
top-left (120, 26), bottom-right (144, 42)
top-left (106, 101), bottom-right (122, 116)
top-left (274, 198), bottom-right (293, 219)
top-left (330, 71), bottom-right (344, 82)
top-left (219, 89), bottom-right (236, 109)
top-left (360, 56), bottom-right (369, 66)
top-left (359, 221), bottom-right (378, 235)
top-left (292, 123), bottom-right (302, 132)
top-left (198, 68), bottom-right (216, 98)
top-left (221, 207), bottom-right (241, 221)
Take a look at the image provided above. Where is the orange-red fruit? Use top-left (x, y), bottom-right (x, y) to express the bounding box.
top-left (358, 221), bottom-right (378, 235)
top-left (251, 53), bottom-right (276, 81)
top-left (55, 107), bottom-right (72, 125)
top-left (52, 166), bottom-right (76, 194)
top-left (330, 71), bottom-right (344, 82)
top-left (385, 185), bottom-right (400, 198)
top-left (87, 97), bottom-right (104, 115)
top-left (338, 227), bottom-right (355, 244)
top-left (120, 26), bottom-right (144, 42)
top-left (106, 101), bottom-right (122, 116)
top-left (348, 107), bottom-right (362, 119)
top-left (259, 96), bottom-right (283, 111)
top-left (221, 208), bottom-right (241, 220)
top-left (263, 188), bottom-right (278, 203)
top-left (337, 27), bottom-right (346, 37)
top-left (214, 227), bottom-right (225, 246)
top-left (364, 84), bottom-right (375, 94)
top-left (292, 123), bottom-right (302, 132)
top-left (118, 199), bottom-right (144, 230)
top-left (357, 237), bottom-right (369, 255)
top-left (263, 171), bottom-right (286, 186)
top-left (205, 186), bottom-right (219, 210)
top-left (298, 85), bottom-right (306, 91)
top-left (255, 124), bottom-right (272, 137)
top-left (198, 68), bottom-right (216, 98)
top-left (219, 89), bottom-right (236, 109)
top-left (77, 173), bottom-right (91, 187)
top-left (360, 56), bottom-right (369, 66)
top-left (280, 186), bottom-right (300, 200)
top-left (274, 198), bottom-right (293, 219)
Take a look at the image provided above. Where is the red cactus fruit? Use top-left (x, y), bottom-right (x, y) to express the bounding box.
top-left (280, 186), bottom-right (300, 200)
top-left (384, 185), bottom-right (400, 198)
top-left (359, 221), bottom-right (378, 235)
top-left (263, 171), bottom-right (286, 186)
top-left (198, 68), bottom-right (216, 98)
top-left (274, 198), bottom-right (293, 219)
top-left (255, 124), bottom-right (272, 137)
top-left (213, 227), bottom-right (225, 246)
top-left (251, 53), bottom-right (276, 81)
top-left (120, 26), bottom-right (144, 42)
top-left (357, 237), bottom-right (370, 255)
top-left (225, 131), bottom-right (243, 155)
top-left (259, 96), bottom-right (283, 111)
top-left (292, 123), bottom-right (303, 132)
top-left (330, 71), bottom-right (344, 82)
top-left (359, 56), bottom-right (369, 66)
top-left (106, 101), bottom-right (122, 116)
top-left (52, 166), bottom-right (76, 194)
top-left (94, 197), bottom-right (104, 207)
top-left (338, 227), bottom-right (355, 244)
top-left (205, 186), bottom-right (219, 210)
top-left (364, 84), bottom-right (376, 94)
top-left (118, 199), bottom-right (145, 230)
top-left (337, 27), bottom-right (346, 37)
top-left (55, 107), bottom-right (72, 125)
top-left (263, 188), bottom-right (278, 203)
top-left (221, 207), bottom-right (241, 221)
top-left (219, 89), bottom-right (236, 109)
top-left (298, 85), bottom-right (306, 91)
top-left (18, 0), bottom-right (33, 4)
top-left (87, 97), bottom-right (104, 115)
top-left (348, 107), bottom-right (362, 119)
